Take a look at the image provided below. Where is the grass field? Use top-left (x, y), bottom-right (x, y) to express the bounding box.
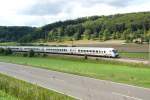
top-left (0, 73), bottom-right (74, 100)
top-left (119, 52), bottom-right (149, 60)
top-left (0, 42), bottom-right (17, 46)
top-left (0, 55), bottom-right (150, 88)
top-left (0, 90), bottom-right (18, 100)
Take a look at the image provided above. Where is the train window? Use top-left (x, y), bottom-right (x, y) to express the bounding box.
top-left (112, 50), bottom-right (117, 53)
top-left (104, 51), bottom-right (106, 53)
top-left (96, 50), bottom-right (98, 53)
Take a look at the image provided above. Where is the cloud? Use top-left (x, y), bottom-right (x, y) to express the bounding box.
top-left (0, 0), bottom-right (150, 26)
top-left (20, 0), bottom-right (132, 16)
top-left (22, 1), bottom-right (65, 15)
top-left (79, 0), bottom-right (130, 7)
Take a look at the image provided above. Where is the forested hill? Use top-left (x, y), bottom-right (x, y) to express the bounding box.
top-left (0, 12), bottom-right (150, 43)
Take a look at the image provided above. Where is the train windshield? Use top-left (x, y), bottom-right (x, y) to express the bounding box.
top-left (112, 50), bottom-right (118, 53)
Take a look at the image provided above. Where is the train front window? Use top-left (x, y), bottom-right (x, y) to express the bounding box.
top-left (112, 50), bottom-right (117, 53)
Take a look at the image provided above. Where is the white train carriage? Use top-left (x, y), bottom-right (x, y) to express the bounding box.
top-left (67, 47), bottom-right (118, 57)
top-left (0, 46), bottom-right (119, 58)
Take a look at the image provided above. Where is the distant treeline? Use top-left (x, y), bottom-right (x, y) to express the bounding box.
top-left (0, 12), bottom-right (150, 43)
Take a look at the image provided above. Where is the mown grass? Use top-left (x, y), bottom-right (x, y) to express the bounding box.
top-left (0, 73), bottom-right (74, 100)
top-left (119, 52), bottom-right (149, 60)
top-left (0, 55), bottom-right (150, 88)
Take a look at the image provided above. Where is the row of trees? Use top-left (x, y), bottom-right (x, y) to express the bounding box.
top-left (0, 12), bottom-right (150, 43)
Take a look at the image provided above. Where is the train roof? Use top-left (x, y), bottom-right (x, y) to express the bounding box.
top-left (0, 46), bottom-right (116, 50)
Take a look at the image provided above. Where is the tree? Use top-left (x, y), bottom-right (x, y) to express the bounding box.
top-left (98, 31), bottom-right (103, 40)
top-left (102, 29), bottom-right (110, 41)
top-left (91, 32), bottom-right (97, 40)
top-left (144, 30), bottom-right (150, 43)
top-left (115, 32), bottom-right (121, 39)
top-left (83, 29), bottom-right (91, 40)
top-left (48, 31), bottom-right (55, 41)
top-left (126, 33), bottom-right (134, 43)
top-left (121, 30), bottom-right (128, 40)
top-left (73, 33), bottom-right (80, 40)
top-left (112, 32), bottom-right (117, 39)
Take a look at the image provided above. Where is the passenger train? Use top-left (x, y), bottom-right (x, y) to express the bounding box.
top-left (0, 46), bottom-right (119, 58)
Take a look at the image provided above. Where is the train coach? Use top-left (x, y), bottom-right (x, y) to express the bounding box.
top-left (0, 46), bottom-right (119, 58)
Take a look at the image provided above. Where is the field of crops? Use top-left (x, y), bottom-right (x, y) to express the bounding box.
top-left (0, 73), bottom-right (74, 100)
top-left (0, 55), bottom-right (149, 88)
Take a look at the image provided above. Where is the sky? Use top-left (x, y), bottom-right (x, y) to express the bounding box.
top-left (0, 0), bottom-right (150, 27)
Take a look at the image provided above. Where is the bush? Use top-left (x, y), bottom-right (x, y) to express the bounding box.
top-left (37, 53), bottom-right (41, 56)
top-left (23, 53), bottom-right (28, 57)
top-left (42, 53), bottom-right (47, 57)
top-left (28, 50), bottom-right (35, 57)
top-left (0, 48), bottom-right (4, 54)
top-left (4, 48), bottom-right (12, 55)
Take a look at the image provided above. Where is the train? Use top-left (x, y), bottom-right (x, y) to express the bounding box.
top-left (0, 46), bottom-right (119, 58)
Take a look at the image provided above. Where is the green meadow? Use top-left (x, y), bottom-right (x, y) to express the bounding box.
top-left (0, 90), bottom-right (18, 100)
top-left (0, 73), bottom-right (74, 100)
top-left (0, 55), bottom-right (150, 88)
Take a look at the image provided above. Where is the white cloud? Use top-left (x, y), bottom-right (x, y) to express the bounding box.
top-left (0, 0), bottom-right (150, 26)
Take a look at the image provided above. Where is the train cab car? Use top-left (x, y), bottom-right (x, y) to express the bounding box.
top-left (110, 49), bottom-right (119, 58)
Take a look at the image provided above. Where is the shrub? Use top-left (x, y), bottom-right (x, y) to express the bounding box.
top-left (23, 53), bottom-right (28, 57)
top-left (42, 53), bottom-right (47, 57)
top-left (0, 48), bottom-right (4, 54)
top-left (28, 50), bottom-right (35, 57)
top-left (37, 53), bottom-right (41, 56)
top-left (4, 48), bottom-right (12, 55)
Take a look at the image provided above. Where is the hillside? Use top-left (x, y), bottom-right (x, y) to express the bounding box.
top-left (0, 12), bottom-right (150, 43)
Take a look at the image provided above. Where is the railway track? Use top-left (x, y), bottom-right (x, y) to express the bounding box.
top-left (46, 53), bottom-right (150, 65)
